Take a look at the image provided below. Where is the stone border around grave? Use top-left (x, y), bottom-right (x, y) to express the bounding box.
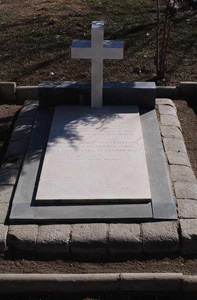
top-left (8, 102), bottom-right (177, 222)
top-left (0, 99), bottom-right (197, 255)
top-left (1, 81), bottom-right (197, 103)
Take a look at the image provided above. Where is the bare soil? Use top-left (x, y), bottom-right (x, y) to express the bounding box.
top-left (0, 253), bottom-right (197, 275)
top-left (0, 0), bottom-right (196, 86)
top-left (174, 98), bottom-right (197, 177)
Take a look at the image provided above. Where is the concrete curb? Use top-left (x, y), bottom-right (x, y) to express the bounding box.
top-left (0, 273), bottom-right (196, 294)
top-left (0, 81), bottom-right (197, 103)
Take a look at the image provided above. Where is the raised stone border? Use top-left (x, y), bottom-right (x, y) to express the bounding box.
top-left (0, 98), bottom-right (196, 254)
top-left (0, 273), bottom-right (197, 294)
top-left (0, 81), bottom-right (197, 103)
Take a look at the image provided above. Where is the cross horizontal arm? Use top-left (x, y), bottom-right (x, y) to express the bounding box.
top-left (71, 40), bottom-right (123, 59)
top-left (71, 40), bottom-right (92, 59)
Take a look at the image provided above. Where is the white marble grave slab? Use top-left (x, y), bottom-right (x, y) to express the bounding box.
top-left (36, 106), bottom-right (152, 204)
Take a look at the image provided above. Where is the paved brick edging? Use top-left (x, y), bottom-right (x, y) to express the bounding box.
top-left (0, 99), bottom-right (196, 255)
top-left (156, 98), bottom-right (197, 254)
top-left (0, 273), bottom-right (197, 293)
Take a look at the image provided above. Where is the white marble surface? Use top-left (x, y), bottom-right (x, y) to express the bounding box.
top-left (36, 105), bottom-right (151, 203)
top-left (71, 21), bottom-right (123, 108)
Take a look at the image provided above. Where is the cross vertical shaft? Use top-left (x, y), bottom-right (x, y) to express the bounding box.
top-left (91, 21), bottom-right (104, 108)
top-left (71, 21), bottom-right (123, 108)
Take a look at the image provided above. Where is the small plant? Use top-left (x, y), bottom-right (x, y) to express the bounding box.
top-left (156, 0), bottom-right (179, 83)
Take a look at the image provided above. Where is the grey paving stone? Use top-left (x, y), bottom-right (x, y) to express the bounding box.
top-left (0, 225), bottom-right (8, 252)
top-left (175, 182), bottom-right (197, 200)
top-left (1, 155), bottom-right (24, 169)
top-left (23, 100), bottom-right (39, 107)
top-left (183, 275), bottom-right (197, 292)
top-left (170, 165), bottom-right (196, 182)
top-left (0, 203), bottom-right (9, 224)
top-left (0, 82), bottom-right (16, 101)
top-left (0, 168), bottom-right (19, 185)
top-left (180, 219), bottom-right (197, 254)
top-left (160, 126), bottom-right (183, 140)
top-left (156, 98), bottom-right (175, 107)
top-left (167, 151), bottom-right (191, 168)
top-left (13, 116), bottom-right (35, 129)
top-left (178, 200), bottom-right (197, 219)
top-left (19, 105), bottom-right (37, 118)
top-left (7, 225), bottom-right (38, 252)
top-left (108, 224), bottom-right (142, 254)
top-left (11, 124), bottom-right (32, 141)
top-left (160, 115), bottom-right (181, 128)
top-left (142, 222), bottom-right (179, 253)
top-left (36, 225), bottom-right (71, 254)
top-left (17, 87), bottom-right (39, 102)
top-left (163, 138), bottom-right (187, 154)
top-left (0, 186), bottom-right (13, 203)
top-left (121, 273), bottom-right (183, 292)
top-left (71, 224), bottom-right (108, 255)
top-left (158, 105), bottom-right (177, 116)
top-left (5, 139), bottom-right (30, 157)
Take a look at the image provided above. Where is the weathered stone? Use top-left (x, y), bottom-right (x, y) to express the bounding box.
top-left (11, 124), bottom-right (32, 141)
top-left (0, 168), bottom-right (19, 185)
top-left (0, 225), bottom-right (8, 252)
top-left (121, 273), bottom-right (183, 292)
top-left (7, 225), bottom-right (38, 252)
top-left (23, 100), bottom-right (39, 107)
top-left (142, 222), bottom-right (179, 253)
top-left (71, 224), bottom-right (108, 255)
top-left (160, 126), bottom-right (183, 140)
top-left (183, 275), bottom-right (197, 292)
top-left (175, 182), bottom-right (197, 199)
top-left (158, 105), bottom-right (177, 116)
top-left (178, 199), bottom-right (197, 219)
top-left (19, 103), bottom-right (38, 118)
top-left (180, 219), bottom-right (197, 254)
top-left (0, 82), bottom-right (16, 101)
top-left (0, 273), bottom-right (120, 293)
top-left (16, 87), bottom-right (39, 101)
top-left (108, 224), bottom-right (142, 254)
top-left (180, 82), bottom-right (197, 99)
top-left (156, 98), bottom-right (175, 107)
top-left (0, 203), bottom-right (9, 224)
top-left (167, 151), bottom-right (191, 168)
top-left (163, 138), bottom-right (187, 154)
top-left (36, 225), bottom-right (71, 254)
top-left (1, 155), bottom-right (24, 169)
top-left (156, 87), bottom-right (179, 100)
top-left (0, 186), bottom-right (13, 203)
top-left (13, 116), bottom-right (35, 129)
top-left (5, 139), bottom-right (29, 157)
top-left (170, 165), bottom-right (196, 182)
top-left (36, 106), bottom-right (151, 204)
top-left (160, 115), bottom-right (181, 128)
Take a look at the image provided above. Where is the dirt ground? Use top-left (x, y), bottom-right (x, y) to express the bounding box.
top-left (174, 98), bottom-right (197, 177)
top-left (0, 0), bottom-right (196, 86)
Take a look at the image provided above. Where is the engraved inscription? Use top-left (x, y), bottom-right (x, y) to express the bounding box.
top-left (48, 114), bottom-right (142, 161)
top-left (36, 106), bottom-right (152, 202)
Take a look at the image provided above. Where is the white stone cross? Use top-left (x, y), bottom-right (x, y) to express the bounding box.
top-left (71, 21), bottom-right (123, 108)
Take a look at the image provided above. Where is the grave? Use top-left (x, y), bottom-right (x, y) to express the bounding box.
top-left (9, 21), bottom-right (177, 223)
